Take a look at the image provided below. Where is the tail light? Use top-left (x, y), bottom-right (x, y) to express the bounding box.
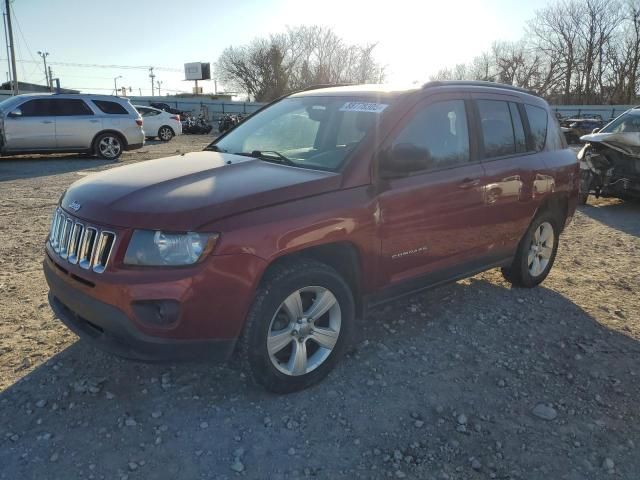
top-left (170, 115), bottom-right (180, 121)
top-left (136, 118), bottom-right (143, 127)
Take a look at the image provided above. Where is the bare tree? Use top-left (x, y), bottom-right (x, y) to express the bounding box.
top-left (216, 26), bottom-right (384, 101)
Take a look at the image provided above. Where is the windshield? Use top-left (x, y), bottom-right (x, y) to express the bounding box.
top-left (600, 111), bottom-right (640, 134)
top-left (209, 96), bottom-right (390, 171)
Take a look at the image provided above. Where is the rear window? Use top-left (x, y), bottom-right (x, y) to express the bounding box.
top-left (525, 104), bottom-right (548, 151)
top-left (93, 100), bottom-right (128, 115)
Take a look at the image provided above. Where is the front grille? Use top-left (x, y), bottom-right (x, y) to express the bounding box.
top-left (48, 208), bottom-right (116, 274)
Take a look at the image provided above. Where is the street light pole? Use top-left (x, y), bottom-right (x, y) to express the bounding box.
top-left (113, 75), bottom-right (122, 96)
top-left (37, 51), bottom-right (49, 89)
top-left (157, 80), bottom-right (162, 96)
top-left (5, 0), bottom-right (18, 94)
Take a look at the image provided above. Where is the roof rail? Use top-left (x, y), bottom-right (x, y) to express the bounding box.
top-left (422, 80), bottom-right (537, 96)
top-left (300, 83), bottom-right (355, 92)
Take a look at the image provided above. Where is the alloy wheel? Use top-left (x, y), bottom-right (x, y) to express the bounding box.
top-left (159, 127), bottom-right (173, 141)
top-left (527, 221), bottom-right (554, 277)
top-left (267, 286), bottom-right (341, 376)
top-left (98, 136), bottom-right (121, 159)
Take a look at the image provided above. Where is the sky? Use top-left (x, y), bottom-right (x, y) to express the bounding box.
top-left (5, 0), bottom-right (551, 97)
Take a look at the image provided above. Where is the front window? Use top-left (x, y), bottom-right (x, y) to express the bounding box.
top-left (209, 96), bottom-right (391, 171)
top-left (600, 111), bottom-right (640, 134)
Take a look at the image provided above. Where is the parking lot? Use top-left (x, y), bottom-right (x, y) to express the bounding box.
top-left (1, 135), bottom-right (639, 479)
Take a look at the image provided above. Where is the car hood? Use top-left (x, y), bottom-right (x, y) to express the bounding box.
top-left (61, 151), bottom-right (342, 230)
top-left (580, 131), bottom-right (640, 158)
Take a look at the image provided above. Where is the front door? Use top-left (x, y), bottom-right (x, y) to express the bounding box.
top-left (376, 96), bottom-right (488, 288)
top-left (3, 98), bottom-right (56, 150)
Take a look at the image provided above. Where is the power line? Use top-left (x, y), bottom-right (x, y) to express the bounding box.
top-left (0, 57), bottom-right (181, 72)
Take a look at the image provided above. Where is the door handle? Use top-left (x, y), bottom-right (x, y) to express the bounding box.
top-left (90, 119), bottom-right (99, 123)
top-left (41, 120), bottom-right (53, 124)
top-left (458, 178), bottom-right (481, 189)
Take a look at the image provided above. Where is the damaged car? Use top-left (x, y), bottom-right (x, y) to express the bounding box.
top-left (561, 114), bottom-right (605, 144)
top-left (578, 108), bottom-right (640, 204)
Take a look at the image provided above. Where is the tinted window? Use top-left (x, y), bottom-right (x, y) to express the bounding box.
top-left (52, 99), bottom-right (93, 116)
top-left (392, 99), bottom-right (470, 170)
top-left (525, 104), bottom-right (548, 151)
top-left (478, 100), bottom-right (515, 158)
top-left (509, 102), bottom-right (527, 153)
top-left (93, 100), bottom-right (128, 115)
top-left (140, 108), bottom-right (160, 117)
top-left (20, 99), bottom-right (54, 117)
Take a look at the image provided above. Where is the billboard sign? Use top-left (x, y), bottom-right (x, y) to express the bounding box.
top-left (184, 62), bottom-right (211, 81)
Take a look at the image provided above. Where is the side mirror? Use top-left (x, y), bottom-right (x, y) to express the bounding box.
top-left (592, 128), bottom-right (600, 134)
top-left (8, 108), bottom-right (22, 118)
top-left (379, 143), bottom-right (432, 178)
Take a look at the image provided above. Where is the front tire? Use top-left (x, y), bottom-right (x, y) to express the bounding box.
top-left (158, 126), bottom-right (174, 142)
top-left (501, 211), bottom-right (560, 288)
top-left (239, 259), bottom-right (354, 393)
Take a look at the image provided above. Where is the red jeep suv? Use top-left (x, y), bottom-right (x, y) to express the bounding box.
top-left (44, 82), bottom-right (579, 392)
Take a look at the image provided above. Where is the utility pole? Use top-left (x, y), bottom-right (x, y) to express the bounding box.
top-left (48, 66), bottom-right (53, 91)
top-left (2, 13), bottom-right (10, 89)
top-left (157, 80), bottom-right (162, 96)
top-left (113, 75), bottom-right (122, 96)
top-left (37, 51), bottom-right (49, 88)
top-left (149, 67), bottom-right (155, 96)
top-left (4, 0), bottom-right (18, 94)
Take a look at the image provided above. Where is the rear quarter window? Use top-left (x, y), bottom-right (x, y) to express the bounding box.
top-left (525, 104), bottom-right (548, 151)
top-left (93, 100), bottom-right (129, 115)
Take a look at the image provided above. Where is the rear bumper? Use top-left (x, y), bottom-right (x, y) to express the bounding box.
top-left (44, 259), bottom-right (236, 362)
top-left (125, 142), bottom-right (144, 151)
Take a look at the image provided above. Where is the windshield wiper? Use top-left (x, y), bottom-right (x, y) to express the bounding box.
top-left (204, 144), bottom-right (226, 152)
top-left (235, 150), bottom-right (298, 167)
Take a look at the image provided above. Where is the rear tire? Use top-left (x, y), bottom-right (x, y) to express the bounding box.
top-left (94, 133), bottom-right (123, 160)
top-left (158, 126), bottom-right (174, 142)
top-left (239, 259), bottom-right (354, 393)
top-left (501, 211), bottom-right (560, 288)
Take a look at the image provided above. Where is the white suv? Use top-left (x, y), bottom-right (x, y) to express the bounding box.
top-left (0, 93), bottom-right (144, 159)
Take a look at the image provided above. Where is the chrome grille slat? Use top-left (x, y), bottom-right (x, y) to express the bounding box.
top-left (47, 209), bottom-right (115, 274)
top-left (59, 218), bottom-right (74, 259)
top-left (79, 227), bottom-right (98, 270)
top-left (67, 223), bottom-right (84, 264)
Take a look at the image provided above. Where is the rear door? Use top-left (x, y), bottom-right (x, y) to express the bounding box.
top-left (4, 98), bottom-right (56, 150)
top-left (52, 98), bottom-right (99, 149)
top-left (376, 95), bottom-right (488, 287)
top-left (138, 107), bottom-right (161, 137)
top-left (471, 93), bottom-right (547, 256)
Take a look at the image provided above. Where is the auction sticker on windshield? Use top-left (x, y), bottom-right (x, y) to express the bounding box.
top-left (339, 102), bottom-right (388, 113)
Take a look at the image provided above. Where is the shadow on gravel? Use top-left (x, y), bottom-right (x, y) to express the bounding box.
top-left (580, 200), bottom-right (640, 237)
top-left (0, 156), bottom-right (118, 182)
top-left (2, 277), bottom-right (639, 479)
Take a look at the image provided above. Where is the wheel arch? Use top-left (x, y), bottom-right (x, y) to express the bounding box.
top-left (534, 192), bottom-right (569, 232)
top-left (258, 241), bottom-right (364, 318)
top-left (159, 125), bottom-right (175, 137)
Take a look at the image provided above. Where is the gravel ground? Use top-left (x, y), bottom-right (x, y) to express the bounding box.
top-left (1, 135), bottom-right (639, 480)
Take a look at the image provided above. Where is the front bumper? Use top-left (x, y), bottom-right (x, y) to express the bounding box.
top-left (45, 259), bottom-right (236, 362)
top-left (43, 241), bottom-right (268, 362)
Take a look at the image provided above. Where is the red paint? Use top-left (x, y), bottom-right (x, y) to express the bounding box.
top-left (47, 84), bottom-right (579, 345)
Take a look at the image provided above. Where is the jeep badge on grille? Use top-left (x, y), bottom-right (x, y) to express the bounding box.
top-left (68, 200), bottom-right (81, 212)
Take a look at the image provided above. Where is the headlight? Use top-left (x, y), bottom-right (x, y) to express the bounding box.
top-left (124, 230), bottom-right (219, 266)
